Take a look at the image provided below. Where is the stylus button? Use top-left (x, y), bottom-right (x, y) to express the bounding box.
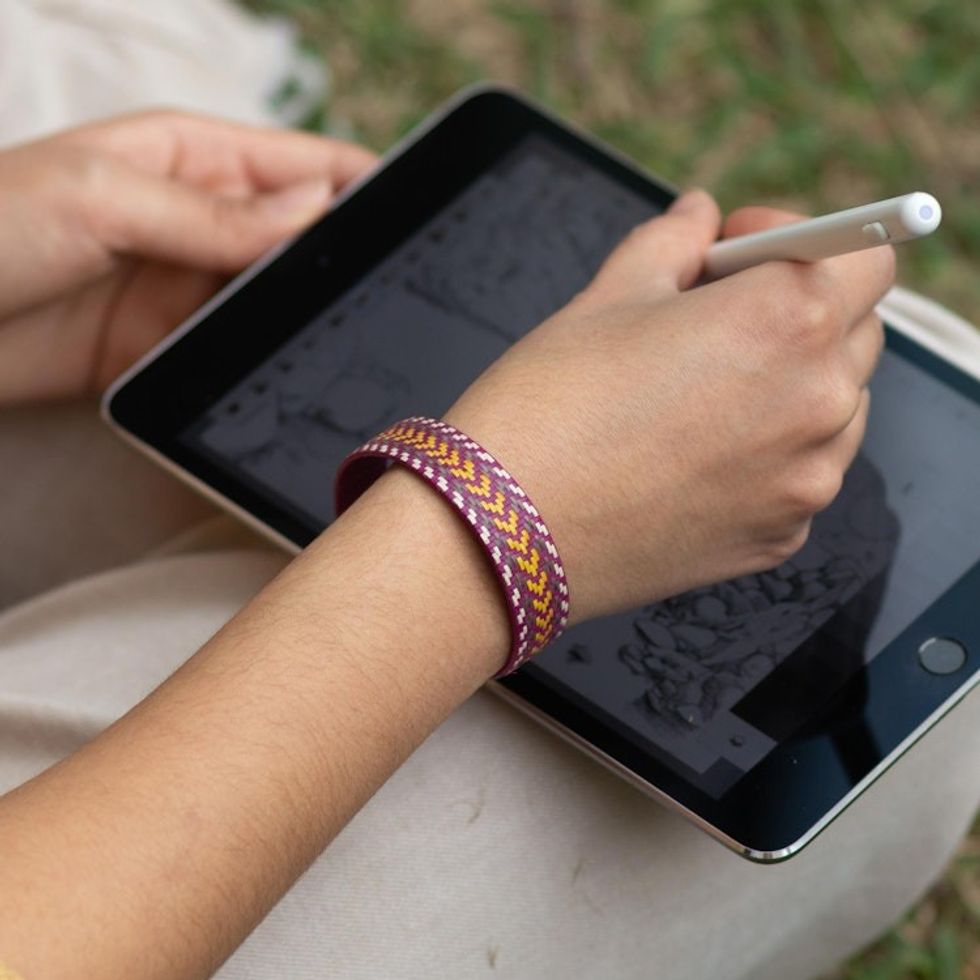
top-left (917, 637), bottom-right (968, 675)
top-left (862, 221), bottom-right (890, 244)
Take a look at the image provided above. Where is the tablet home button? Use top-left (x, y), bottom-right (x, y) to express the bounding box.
top-left (917, 637), bottom-right (968, 675)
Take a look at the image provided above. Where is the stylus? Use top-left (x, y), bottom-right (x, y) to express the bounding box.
top-left (704, 192), bottom-right (942, 279)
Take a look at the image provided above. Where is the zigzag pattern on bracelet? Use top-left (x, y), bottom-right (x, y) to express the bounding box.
top-left (334, 417), bottom-right (570, 676)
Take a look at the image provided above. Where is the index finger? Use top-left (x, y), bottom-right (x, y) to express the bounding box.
top-left (60, 110), bottom-right (380, 195)
top-left (587, 189), bottom-right (722, 301)
top-left (722, 205), bottom-right (896, 331)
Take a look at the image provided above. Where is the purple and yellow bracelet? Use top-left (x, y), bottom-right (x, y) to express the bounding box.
top-left (334, 417), bottom-right (570, 677)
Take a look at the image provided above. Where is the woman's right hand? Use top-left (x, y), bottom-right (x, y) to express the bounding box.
top-left (446, 189), bottom-right (895, 623)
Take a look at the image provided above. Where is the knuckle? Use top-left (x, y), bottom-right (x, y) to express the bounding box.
top-left (794, 270), bottom-right (840, 343)
top-left (56, 147), bottom-right (117, 232)
top-left (785, 460), bottom-right (844, 516)
top-left (206, 196), bottom-right (262, 265)
top-left (818, 369), bottom-right (858, 433)
top-left (781, 523), bottom-right (813, 561)
top-left (795, 362), bottom-right (857, 440)
top-left (797, 295), bottom-right (834, 340)
top-left (207, 195), bottom-right (244, 241)
top-left (61, 145), bottom-right (110, 191)
top-left (761, 522), bottom-right (813, 568)
top-left (756, 264), bottom-right (840, 351)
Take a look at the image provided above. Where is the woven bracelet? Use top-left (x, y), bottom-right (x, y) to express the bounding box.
top-left (334, 416), bottom-right (570, 677)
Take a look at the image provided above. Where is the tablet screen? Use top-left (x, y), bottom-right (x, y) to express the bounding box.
top-left (181, 133), bottom-right (980, 801)
top-left (184, 134), bottom-right (659, 525)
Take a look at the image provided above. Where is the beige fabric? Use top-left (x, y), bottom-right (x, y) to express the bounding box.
top-left (0, 0), bottom-right (325, 148)
top-left (0, 292), bottom-right (977, 979)
top-left (0, 402), bottom-right (220, 610)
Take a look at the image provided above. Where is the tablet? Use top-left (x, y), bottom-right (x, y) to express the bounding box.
top-left (104, 86), bottom-right (980, 862)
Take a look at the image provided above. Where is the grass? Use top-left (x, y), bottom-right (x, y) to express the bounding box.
top-left (248, 0), bottom-right (980, 325)
top-left (244, 1), bottom-right (979, 975)
top-left (837, 829), bottom-right (980, 980)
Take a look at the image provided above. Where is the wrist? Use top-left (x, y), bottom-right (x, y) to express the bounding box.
top-left (310, 465), bottom-right (512, 686)
top-left (335, 417), bottom-right (570, 673)
top-left (442, 401), bottom-right (596, 624)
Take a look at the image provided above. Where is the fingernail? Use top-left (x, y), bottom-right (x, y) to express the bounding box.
top-left (669, 188), bottom-right (709, 214)
top-left (265, 178), bottom-right (332, 220)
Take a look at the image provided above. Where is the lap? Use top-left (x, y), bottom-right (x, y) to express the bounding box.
top-left (0, 548), bottom-right (976, 980)
top-left (0, 400), bottom-right (218, 609)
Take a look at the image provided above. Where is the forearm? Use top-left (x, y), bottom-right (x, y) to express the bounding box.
top-left (0, 469), bottom-right (507, 979)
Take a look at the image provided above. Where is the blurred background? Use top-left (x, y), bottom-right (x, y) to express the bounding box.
top-left (237, 2), bottom-right (978, 977)
top-left (247, 0), bottom-right (980, 329)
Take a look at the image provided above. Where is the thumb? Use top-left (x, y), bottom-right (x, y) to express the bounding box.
top-left (588, 188), bottom-right (721, 300)
top-left (89, 160), bottom-right (333, 271)
top-left (722, 205), bottom-right (804, 240)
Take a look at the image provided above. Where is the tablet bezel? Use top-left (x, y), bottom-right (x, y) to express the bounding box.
top-left (104, 85), bottom-right (980, 862)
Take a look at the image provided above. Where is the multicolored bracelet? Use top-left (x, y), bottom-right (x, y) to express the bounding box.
top-left (334, 417), bottom-right (570, 677)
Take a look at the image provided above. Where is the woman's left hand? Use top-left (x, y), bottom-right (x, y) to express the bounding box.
top-left (0, 110), bottom-right (377, 404)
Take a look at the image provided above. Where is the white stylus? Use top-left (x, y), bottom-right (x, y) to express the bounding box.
top-left (704, 191), bottom-right (942, 279)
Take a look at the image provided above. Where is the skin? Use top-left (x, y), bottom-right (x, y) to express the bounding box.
top-left (0, 110), bottom-right (377, 402)
top-left (0, 112), bottom-right (894, 979)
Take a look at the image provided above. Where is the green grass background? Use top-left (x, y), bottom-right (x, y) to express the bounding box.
top-left (246, 1), bottom-right (979, 975)
top-left (250, 0), bottom-right (979, 325)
